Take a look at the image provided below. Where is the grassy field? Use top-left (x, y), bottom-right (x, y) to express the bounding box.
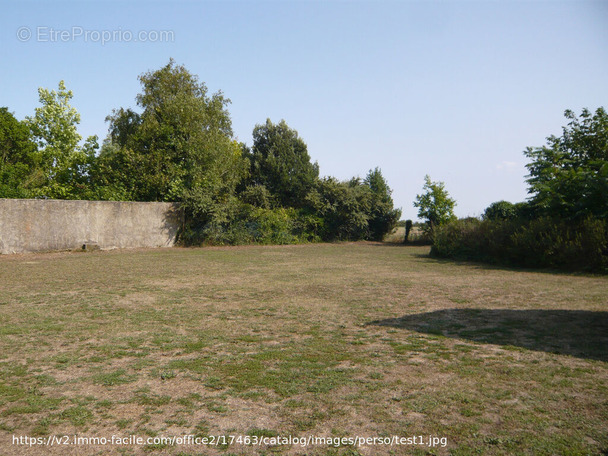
top-left (0, 243), bottom-right (606, 455)
top-left (383, 226), bottom-right (427, 245)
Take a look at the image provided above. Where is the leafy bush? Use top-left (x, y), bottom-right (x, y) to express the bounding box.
top-left (509, 217), bottom-right (608, 271)
top-left (239, 184), bottom-right (274, 209)
top-left (483, 201), bottom-right (517, 220)
top-left (178, 204), bottom-right (319, 246)
top-left (432, 216), bottom-right (608, 273)
top-left (306, 177), bottom-right (371, 241)
top-left (431, 217), bottom-right (487, 260)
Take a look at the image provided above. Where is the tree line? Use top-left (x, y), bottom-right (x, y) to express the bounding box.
top-left (0, 60), bottom-right (401, 244)
top-left (426, 107), bottom-right (608, 273)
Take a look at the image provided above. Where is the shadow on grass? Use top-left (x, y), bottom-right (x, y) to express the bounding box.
top-left (406, 251), bottom-right (600, 277)
top-left (368, 309), bottom-right (608, 362)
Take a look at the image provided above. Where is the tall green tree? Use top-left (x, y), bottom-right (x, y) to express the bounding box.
top-left (25, 81), bottom-right (98, 199)
top-left (248, 119), bottom-right (319, 208)
top-left (0, 108), bottom-right (38, 198)
top-left (414, 175), bottom-right (456, 234)
top-left (364, 167), bottom-right (401, 241)
top-left (524, 107), bottom-right (608, 219)
top-left (101, 60), bottom-right (248, 220)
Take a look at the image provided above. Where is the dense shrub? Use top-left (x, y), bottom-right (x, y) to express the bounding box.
top-left (239, 184), bottom-right (275, 209)
top-left (178, 204), bottom-right (320, 246)
top-left (483, 201), bottom-right (517, 220)
top-left (509, 217), bottom-right (608, 271)
top-left (306, 177), bottom-right (371, 241)
top-left (432, 217), bottom-right (487, 260)
top-left (431, 217), bottom-right (608, 273)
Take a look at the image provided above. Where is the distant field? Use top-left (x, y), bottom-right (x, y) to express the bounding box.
top-left (0, 243), bottom-right (606, 455)
top-left (383, 226), bottom-right (407, 243)
top-left (383, 226), bottom-right (426, 244)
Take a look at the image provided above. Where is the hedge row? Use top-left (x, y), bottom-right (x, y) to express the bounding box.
top-left (431, 217), bottom-right (608, 273)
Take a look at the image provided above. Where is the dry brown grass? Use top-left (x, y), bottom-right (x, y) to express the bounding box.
top-left (0, 243), bottom-right (606, 455)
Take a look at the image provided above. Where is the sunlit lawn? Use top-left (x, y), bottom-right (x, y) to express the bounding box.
top-left (0, 243), bottom-right (606, 455)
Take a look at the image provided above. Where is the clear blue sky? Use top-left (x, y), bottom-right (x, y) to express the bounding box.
top-left (2, 1), bottom-right (607, 219)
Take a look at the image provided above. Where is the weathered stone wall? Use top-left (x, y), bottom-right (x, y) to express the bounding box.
top-left (0, 199), bottom-right (183, 254)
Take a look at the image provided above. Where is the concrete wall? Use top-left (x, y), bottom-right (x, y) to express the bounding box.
top-left (0, 199), bottom-right (183, 254)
